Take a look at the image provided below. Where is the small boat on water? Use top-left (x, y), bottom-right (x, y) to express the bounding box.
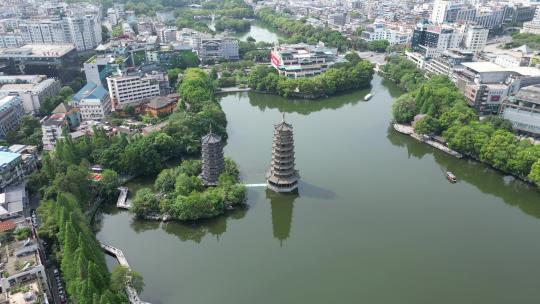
top-left (364, 93), bottom-right (372, 101)
top-left (446, 171), bottom-right (457, 183)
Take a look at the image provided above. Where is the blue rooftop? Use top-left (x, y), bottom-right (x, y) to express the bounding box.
top-left (72, 82), bottom-right (108, 102)
top-left (0, 151), bottom-right (20, 167)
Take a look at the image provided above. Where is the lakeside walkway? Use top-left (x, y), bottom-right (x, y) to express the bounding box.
top-left (117, 187), bottom-right (132, 209)
top-left (216, 87), bottom-right (252, 93)
top-left (393, 123), bottom-right (463, 158)
top-left (100, 242), bottom-right (150, 304)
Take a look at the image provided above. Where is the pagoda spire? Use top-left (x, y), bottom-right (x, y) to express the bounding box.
top-left (266, 114), bottom-right (299, 193)
top-left (199, 127), bottom-right (224, 186)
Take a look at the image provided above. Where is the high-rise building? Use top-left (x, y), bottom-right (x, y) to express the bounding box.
top-left (266, 115), bottom-right (299, 193)
top-left (412, 22), bottom-right (463, 59)
top-left (199, 129), bottom-right (225, 186)
top-left (463, 25), bottom-right (489, 53)
top-left (430, 0), bottom-right (457, 24)
top-left (522, 7), bottom-right (540, 35)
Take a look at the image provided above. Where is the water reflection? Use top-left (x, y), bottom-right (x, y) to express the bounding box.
top-left (387, 126), bottom-right (540, 219)
top-left (266, 190), bottom-right (298, 245)
top-left (247, 90), bottom-right (369, 115)
top-left (124, 207), bottom-right (248, 243)
top-left (386, 125), bottom-right (430, 160)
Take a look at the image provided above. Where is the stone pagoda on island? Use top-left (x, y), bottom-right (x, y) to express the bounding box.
top-left (199, 127), bottom-right (225, 186)
top-left (266, 114), bottom-right (300, 193)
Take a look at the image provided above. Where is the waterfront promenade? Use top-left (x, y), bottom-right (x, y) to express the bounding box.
top-left (100, 242), bottom-right (150, 304)
top-left (393, 123), bottom-right (463, 158)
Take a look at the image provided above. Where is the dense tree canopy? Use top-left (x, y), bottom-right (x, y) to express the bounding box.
top-left (132, 159), bottom-right (246, 221)
top-left (257, 8), bottom-right (348, 51)
top-left (247, 60), bottom-right (374, 98)
top-left (384, 56), bottom-right (540, 186)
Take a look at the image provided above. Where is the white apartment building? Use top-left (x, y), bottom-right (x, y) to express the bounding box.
top-left (41, 113), bottom-right (68, 151)
top-left (0, 96), bottom-right (24, 139)
top-left (0, 33), bottom-right (23, 48)
top-left (107, 73), bottom-right (168, 110)
top-left (430, 0), bottom-right (453, 24)
top-left (362, 23), bottom-right (412, 45)
top-left (522, 7), bottom-right (540, 35)
top-left (65, 14), bottom-right (102, 52)
top-left (12, 11), bottom-right (101, 51)
top-left (72, 82), bottom-right (111, 120)
top-left (463, 25), bottom-right (488, 53)
top-left (196, 36), bottom-right (240, 61)
top-left (19, 19), bottom-right (67, 45)
top-left (0, 75), bottom-right (61, 114)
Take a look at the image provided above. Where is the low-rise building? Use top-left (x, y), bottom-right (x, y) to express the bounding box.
top-left (5, 145), bottom-right (37, 177)
top-left (144, 94), bottom-right (178, 117)
top-left (0, 223), bottom-right (51, 303)
top-left (0, 184), bottom-right (26, 220)
top-left (41, 103), bottom-right (80, 151)
top-left (0, 96), bottom-right (24, 138)
top-left (270, 43), bottom-right (338, 78)
top-left (0, 75), bottom-right (60, 114)
top-left (0, 151), bottom-right (23, 190)
top-left (41, 113), bottom-right (67, 151)
top-left (72, 82), bottom-right (112, 121)
top-left (500, 85), bottom-right (540, 136)
top-left (107, 72), bottom-right (170, 110)
top-left (362, 23), bottom-right (412, 45)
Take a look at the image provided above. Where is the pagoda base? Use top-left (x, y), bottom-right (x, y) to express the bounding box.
top-left (198, 174), bottom-right (218, 187)
top-left (266, 181), bottom-right (299, 193)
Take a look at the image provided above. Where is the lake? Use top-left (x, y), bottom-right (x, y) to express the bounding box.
top-left (97, 75), bottom-right (540, 304)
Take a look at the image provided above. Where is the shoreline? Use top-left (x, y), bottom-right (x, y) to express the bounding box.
top-left (392, 122), bottom-right (535, 186)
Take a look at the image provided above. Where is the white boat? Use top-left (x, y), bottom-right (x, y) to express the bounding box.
top-left (364, 93), bottom-right (373, 101)
top-left (446, 171), bottom-right (457, 183)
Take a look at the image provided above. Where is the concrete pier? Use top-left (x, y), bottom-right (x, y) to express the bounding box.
top-left (117, 187), bottom-right (132, 209)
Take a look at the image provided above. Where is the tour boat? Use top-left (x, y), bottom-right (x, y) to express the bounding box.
top-left (446, 171), bottom-right (457, 183)
top-left (364, 93), bottom-right (372, 101)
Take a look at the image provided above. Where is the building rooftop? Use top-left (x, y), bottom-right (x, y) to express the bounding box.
top-left (42, 113), bottom-right (66, 127)
top-left (0, 44), bottom-right (75, 58)
top-left (462, 61), bottom-right (540, 76)
top-left (0, 95), bottom-right (20, 111)
top-left (73, 82), bottom-right (108, 102)
top-left (0, 151), bottom-right (20, 167)
top-left (516, 85), bottom-right (540, 104)
top-left (202, 132), bottom-right (221, 145)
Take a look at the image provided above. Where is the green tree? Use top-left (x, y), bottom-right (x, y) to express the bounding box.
top-left (131, 188), bottom-right (160, 217)
top-left (392, 94), bottom-right (416, 123)
top-left (529, 160), bottom-right (540, 187)
top-left (111, 265), bottom-right (145, 294)
top-left (97, 169), bottom-right (120, 200)
top-left (414, 115), bottom-right (441, 135)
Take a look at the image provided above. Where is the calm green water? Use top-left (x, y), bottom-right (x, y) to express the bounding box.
top-left (97, 75), bottom-right (540, 304)
top-left (235, 20), bottom-right (284, 43)
top-left (207, 19), bottom-right (283, 43)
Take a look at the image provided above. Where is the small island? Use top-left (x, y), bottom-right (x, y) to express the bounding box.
top-left (131, 158), bottom-right (246, 221)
